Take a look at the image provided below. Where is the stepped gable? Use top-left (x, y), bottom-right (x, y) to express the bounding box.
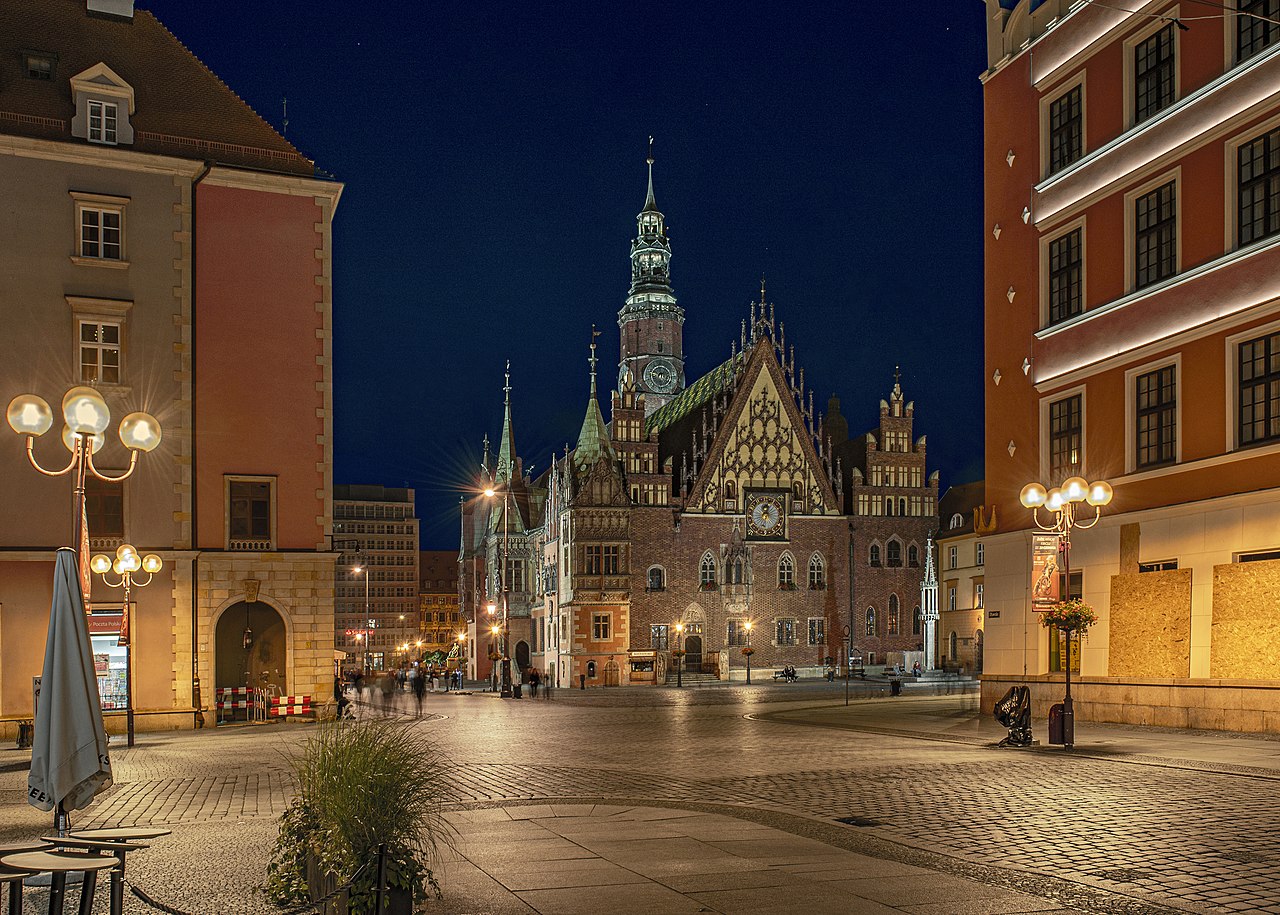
top-left (0, 0), bottom-right (315, 175)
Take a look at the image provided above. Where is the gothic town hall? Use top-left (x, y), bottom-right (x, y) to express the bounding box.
top-left (459, 155), bottom-right (940, 688)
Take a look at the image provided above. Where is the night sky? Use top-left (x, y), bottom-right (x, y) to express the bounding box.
top-left (138, 3), bottom-right (989, 549)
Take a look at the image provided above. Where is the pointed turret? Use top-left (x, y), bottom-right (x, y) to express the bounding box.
top-left (575, 326), bottom-right (617, 471)
top-left (642, 137), bottom-right (659, 213)
top-left (495, 360), bottom-right (519, 483)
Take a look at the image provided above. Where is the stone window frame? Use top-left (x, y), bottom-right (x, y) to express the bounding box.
top-left (808, 553), bottom-right (826, 590)
top-left (777, 552), bottom-right (796, 590)
top-left (699, 551), bottom-right (718, 589)
top-left (646, 564), bottom-right (666, 591)
top-left (774, 617), bottom-right (798, 646)
top-left (224, 474), bottom-right (277, 551)
top-left (807, 617), bottom-right (825, 646)
top-left (70, 191), bottom-right (129, 269)
top-left (68, 296), bottom-right (132, 393)
top-left (69, 62), bottom-right (135, 147)
top-left (886, 538), bottom-right (903, 568)
top-left (908, 543), bottom-right (919, 568)
top-left (1125, 11), bottom-right (1180, 131)
top-left (864, 606), bottom-right (876, 637)
top-left (887, 594), bottom-right (900, 636)
top-left (591, 611), bottom-right (611, 642)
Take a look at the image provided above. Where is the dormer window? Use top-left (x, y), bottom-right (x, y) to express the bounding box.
top-left (87, 100), bottom-right (118, 144)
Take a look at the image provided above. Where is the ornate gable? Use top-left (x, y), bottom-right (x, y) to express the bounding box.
top-left (685, 337), bottom-right (839, 515)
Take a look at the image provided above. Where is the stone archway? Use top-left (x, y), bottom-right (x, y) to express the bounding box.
top-left (515, 640), bottom-right (531, 681)
top-left (216, 600), bottom-right (288, 695)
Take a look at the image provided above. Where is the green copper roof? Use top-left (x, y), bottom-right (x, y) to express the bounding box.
top-left (645, 352), bottom-right (744, 438)
top-left (574, 390), bottom-right (616, 469)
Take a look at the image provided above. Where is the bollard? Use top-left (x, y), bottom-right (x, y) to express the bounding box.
top-left (375, 842), bottom-right (387, 912)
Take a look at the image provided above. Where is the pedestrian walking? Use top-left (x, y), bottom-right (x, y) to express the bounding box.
top-left (334, 675), bottom-right (350, 720)
top-left (411, 666), bottom-right (426, 716)
top-left (378, 671), bottom-right (394, 714)
top-left (543, 668), bottom-right (553, 701)
top-left (529, 668), bottom-right (540, 698)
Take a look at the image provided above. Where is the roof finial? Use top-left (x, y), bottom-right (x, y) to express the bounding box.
top-left (504, 359), bottom-right (512, 405)
top-left (589, 324), bottom-right (601, 396)
top-left (643, 137), bottom-right (657, 212)
top-left (893, 364), bottom-right (901, 394)
top-left (760, 274), bottom-right (767, 305)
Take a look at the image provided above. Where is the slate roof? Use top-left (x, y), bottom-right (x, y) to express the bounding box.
top-left (645, 352), bottom-right (744, 438)
top-left (0, 1), bottom-right (316, 176)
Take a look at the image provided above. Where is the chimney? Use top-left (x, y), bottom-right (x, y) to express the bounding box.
top-left (87, 0), bottom-right (134, 20)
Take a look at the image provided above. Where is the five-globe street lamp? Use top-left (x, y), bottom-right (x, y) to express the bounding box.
top-left (1019, 474), bottom-right (1114, 750)
top-left (88, 544), bottom-right (161, 747)
top-left (744, 620), bottom-right (753, 685)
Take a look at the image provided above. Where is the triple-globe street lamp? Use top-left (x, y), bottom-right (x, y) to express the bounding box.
top-left (88, 544), bottom-right (162, 747)
top-left (1019, 474), bottom-right (1113, 750)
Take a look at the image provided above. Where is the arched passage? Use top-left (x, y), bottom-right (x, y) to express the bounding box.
top-left (515, 640), bottom-right (531, 680)
top-left (216, 600), bottom-right (287, 694)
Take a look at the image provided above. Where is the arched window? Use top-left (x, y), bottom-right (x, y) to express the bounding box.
top-left (731, 557), bottom-right (744, 584)
top-left (724, 479), bottom-right (737, 509)
top-left (887, 594), bottom-right (900, 635)
top-left (869, 544), bottom-right (882, 566)
top-left (908, 544), bottom-right (919, 567)
top-left (886, 540), bottom-right (902, 567)
top-left (949, 631), bottom-right (958, 660)
top-left (886, 499), bottom-right (894, 516)
top-left (950, 512), bottom-right (964, 529)
top-left (778, 554), bottom-right (795, 589)
top-left (912, 606), bottom-right (922, 635)
top-left (808, 553), bottom-right (825, 590)
top-left (792, 481), bottom-right (804, 509)
top-left (699, 553), bottom-right (717, 589)
top-left (647, 566), bottom-right (665, 591)
top-left (865, 606), bottom-right (876, 637)
top-left (899, 498), bottom-right (908, 516)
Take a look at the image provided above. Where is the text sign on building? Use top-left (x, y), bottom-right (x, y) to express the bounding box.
top-left (1031, 533), bottom-right (1061, 611)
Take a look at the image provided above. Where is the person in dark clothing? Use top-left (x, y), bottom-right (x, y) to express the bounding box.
top-left (411, 667), bottom-right (426, 716)
top-left (335, 675), bottom-right (350, 719)
top-left (529, 668), bottom-right (540, 698)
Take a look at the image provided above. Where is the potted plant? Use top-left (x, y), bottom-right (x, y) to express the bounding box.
top-left (266, 719), bottom-right (453, 914)
top-left (699, 581), bottom-right (718, 591)
top-left (1039, 598), bottom-right (1098, 634)
top-left (672, 648), bottom-right (686, 659)
top-left (741, 646), bottom-right (755, 657)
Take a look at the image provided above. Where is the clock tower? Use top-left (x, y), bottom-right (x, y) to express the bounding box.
top-left (618, 141), bottom-right (685, 416)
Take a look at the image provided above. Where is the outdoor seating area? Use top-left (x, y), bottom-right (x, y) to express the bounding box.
top-left (0, 826), bottom-right (169, 915)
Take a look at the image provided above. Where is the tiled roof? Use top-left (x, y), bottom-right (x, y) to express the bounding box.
top-left (645, 352), bottom-right (744, 438)
top-left (0, 1), bottom-right (316, 176)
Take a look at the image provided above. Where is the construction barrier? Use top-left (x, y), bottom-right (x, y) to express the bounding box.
top-left (215, 687), bottom-right (254, 723)
top-left (270, 695), bottom-right (313, 718)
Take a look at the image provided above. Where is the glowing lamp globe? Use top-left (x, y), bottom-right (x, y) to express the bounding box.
top-left (119, 412), bottom-right (162, 452)
top-left (61, 425), bottom-right (104, 454)
top-left (112, 557), bottom-right (125, 575)
top-left (484, 487), bottom-right (495, 497)
top-left (90, 554), bottom-right (112, 575)
top-left (116, 543), bottom-right (136, 560)
top-left (7, 394), bottom-right (52, 436)
top-left (1062, 476), bottom-right (1089, 503)
top-left (1045, 487), bottom-right (1066, 512)
top-left (142, 553), bottom-right (163, 573)
top-left (1018, 482), bottom-right (1047, 509)
top-left (61, 386), bottom-right (110, 435)
top-left (121, 552), bottom-right (141, 573)
top-left (1086, 480), bottom-right (1114, 507)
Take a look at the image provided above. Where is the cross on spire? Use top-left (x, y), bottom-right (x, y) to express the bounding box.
top-left (503, 359), bottom-right (511, 405)
top-left (894, 364), bottom-right (901, 387)
top-left (589, 324), bottom-right (600, 395)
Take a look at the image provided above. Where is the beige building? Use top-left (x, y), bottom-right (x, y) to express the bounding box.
top-left (333, 486), bottom-right (419, 670)
top-left (0, 0), bottom-right (340, 735)
top-left (936, 482), bottom-right (990, 674)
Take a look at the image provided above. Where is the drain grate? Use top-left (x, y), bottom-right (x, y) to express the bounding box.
top-left (835, 816), bottom-right (884, 827)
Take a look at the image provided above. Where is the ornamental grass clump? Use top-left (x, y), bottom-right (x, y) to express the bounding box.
top-left (1040, 598), bottom-right (1098, 633)
top-left (266, 719), bottom-right (454, 913)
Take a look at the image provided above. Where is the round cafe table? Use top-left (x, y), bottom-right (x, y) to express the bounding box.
top-left (0, 842), bottom-right (51, 915)
top-left (0, 851), bottom-right (115, 915)
top-left (68, 828), bottom-right (171, 915)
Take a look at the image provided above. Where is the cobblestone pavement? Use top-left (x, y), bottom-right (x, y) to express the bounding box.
top-left (1, 683), bottom-right (1277, 913)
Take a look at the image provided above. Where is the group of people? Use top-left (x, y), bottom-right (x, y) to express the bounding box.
top-left (335, 664), bottom-right (466, 718)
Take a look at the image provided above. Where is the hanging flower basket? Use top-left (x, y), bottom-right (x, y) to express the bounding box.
top-left (672, 649), bottom-right (686, 659)
top-left (699, 582), bottom-right (718, 592)
top-left (1039, 598), bottom-right (1097, 634)
top-left (487, 651), bottom-right (502, 662)
top-left (741, 647), bottom-right (756, 657)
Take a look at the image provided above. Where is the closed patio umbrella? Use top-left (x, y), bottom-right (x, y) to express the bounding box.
top-left (28, 547), bottom-right (112, 831)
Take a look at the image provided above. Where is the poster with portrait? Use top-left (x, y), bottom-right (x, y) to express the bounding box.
top-left (1031, 533), bottom-right (1061, 610)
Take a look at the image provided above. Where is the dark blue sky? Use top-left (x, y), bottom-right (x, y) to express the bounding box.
top-left (140, 3), bottom-right (989, 549)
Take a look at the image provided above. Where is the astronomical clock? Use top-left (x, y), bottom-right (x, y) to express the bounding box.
top-left (744, 488), bottom-right (788, 541)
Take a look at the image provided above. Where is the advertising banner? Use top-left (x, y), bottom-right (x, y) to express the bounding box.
top-left (1031, 533), bottom-right (1061, 610)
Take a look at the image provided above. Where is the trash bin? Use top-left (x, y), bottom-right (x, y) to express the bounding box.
top-left (1048, 702), bottom-right (1065, 745)
top-left (513, 683), bottom-right (522, 699)
top-left (579, 674), bottom-right (586, 690)
top-left (890, 678), bottom-right (902, 697)
top-left (16, 719), bottom-right (33, 749)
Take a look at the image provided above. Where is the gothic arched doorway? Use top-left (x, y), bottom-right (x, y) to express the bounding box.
top-left (216, 601), bottom-right (287, 694)
top-left (515, 640), bottom-right (530, 681)
top-left (685, 635), bottom-right (703, 673)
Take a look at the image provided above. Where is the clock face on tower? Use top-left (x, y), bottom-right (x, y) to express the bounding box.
top-left (744, 489), bottom-right (787, 541)
top-left (643, 359), bottom-right (677, 394)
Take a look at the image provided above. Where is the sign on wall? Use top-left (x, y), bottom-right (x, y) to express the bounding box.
top-left (1031, 533), bottom-right (1061, 610)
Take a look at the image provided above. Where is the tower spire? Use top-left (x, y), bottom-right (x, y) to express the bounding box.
top-left (643, 136), bottom-right (657, 212)
top-left (495, 360), bottom-right (518, 483)
top-left (575, 328), bottom-right (615, 470)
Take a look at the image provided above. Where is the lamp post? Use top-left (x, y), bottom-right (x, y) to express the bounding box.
top-left (483, 485), bottom-right (513, 698)
top-left (744, 620), bottom-right (753, 685)
top-left (1019, 474), bottom-right (1113, 750)
top-left (7, 387), bottom-right (162, 548)
top-left (675, 622), bottom-right (684, 688)
top-left (456, 632), bottom-right (466, 688)
top-left (353, 564), bottom-right (372, 672)
top-left (88, 544), bottom-right (161, 747)
top-left (489, 623), bottom-right (501, 692)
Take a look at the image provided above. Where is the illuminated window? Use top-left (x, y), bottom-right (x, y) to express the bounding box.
top-left (592, 612), bottom-right (610, 641)
top-left (1238, 126), bottom-right (1280, 247)
top-left (887, 595), bottom-right (900, 635)
top-left (1134, 181), bottom-right (1176, 289)
top-left (775, 618), bottom-right (797, 646)
top-left (1134, 25), bottom-right (1175, 125)
top-left (976, 543), bottom-right (985, 566)
top-left (79, 321), bottom-right (120, 384)
top-left (1048, 85), bottom-right (1082, 175)
top-left (1048, 228), bottom-right (1082, 325)
top-left (699, 552), bottom-right (717, 587)
top-left (651, 624), bottom-right (669, 649)
top-left (1049, 395), bottom-right (1083, 479)
top-left (807, 618), bottom-right (825, 646)
top-left (777, 554), bottom-right (795, 589)
top-left (1237, 0), bottom-right (1280, 62)
top-left (808, 554), bottom-right (825, 590)
top-left (1136, 365), bottom-right (1176, 468)
top-left (864, 607), bottom-right (875, 637)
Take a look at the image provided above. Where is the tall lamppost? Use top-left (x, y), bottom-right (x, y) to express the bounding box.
top-left (455, 632), bottom-right (466, 688)
top-left (353, 563), bottom-right (372, 672)
top-left (744, 620), bottom-right (753, 685)
top-left (483, 485), bottom-right (513, 698)
top-left (674, 622), bottom-right (684, 688)
top-left (88, 544), bottom-right (161, 747)
top-left (489, 623), bottom-right (501, 692)
top-left (1019, 474), bottom-right (1113, 750)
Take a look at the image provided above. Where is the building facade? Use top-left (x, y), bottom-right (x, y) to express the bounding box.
top-left (936, 481), bottom-right (992, 673)
top-left (333, 486), bottom-right (420, 671)
top-left (460, 157), bottom-right (940, 687)
top-left (418, 550), bottom-right (462, 662)
top-left (982, 0), bottom-right (1280, 731)
top-left (0, 0), bottom-right (340, 735)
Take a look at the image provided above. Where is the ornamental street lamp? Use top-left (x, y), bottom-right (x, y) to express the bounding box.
top-left (674, 622), bottom-right (685, 689)
top-left (489, 623), bottom-right (502, 692)
top-left (7, 386), bottom-right (161, 547)
top-left (1019, 474), bottom-right (1114, 750)
top-left (353, 564), bottom-right (372, 672)
top-left (483, 485), bottom-right (514, 698)
top-left (456, 632), bottom-right (466, 687)
top-left (88, 544), bottom-right (161, 747)
top-left (744, 620), bottom-right (753, 685)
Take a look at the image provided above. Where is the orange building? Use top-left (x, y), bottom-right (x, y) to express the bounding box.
top-left (0, 0), bottom-right (341, 734)
top-left (981, 1), bottom-right (1280, 731)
